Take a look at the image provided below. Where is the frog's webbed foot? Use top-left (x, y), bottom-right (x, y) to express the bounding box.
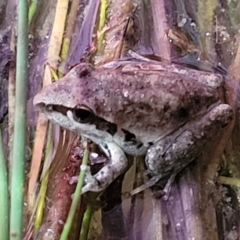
top-left (81, 142), bottom-right (128, 194)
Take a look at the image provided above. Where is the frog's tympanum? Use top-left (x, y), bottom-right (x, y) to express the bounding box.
top-left (34, 61), bottom-right (233, 195)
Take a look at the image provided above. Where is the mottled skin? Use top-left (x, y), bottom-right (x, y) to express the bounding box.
top-left (34, 63), bottom-right (220, 151)
top-left (34, 62), bottom-right (233, 194)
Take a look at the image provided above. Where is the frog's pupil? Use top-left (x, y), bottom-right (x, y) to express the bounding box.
top-left (74, 109), bottom-right (92, 122)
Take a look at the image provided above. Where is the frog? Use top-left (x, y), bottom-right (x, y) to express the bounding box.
top-left (33, 60), bottom-right (233, 195)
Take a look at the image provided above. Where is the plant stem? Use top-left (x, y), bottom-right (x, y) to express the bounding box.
top-left (28, 0), bottom-right (38, 25)
top-left (60, 148), bottom-right (89, 240)
top-left (79, 205), bottom-right (93, 240)
top-left (10, 0), bottom-right (28, 239)
top-left (97, 0), bottom-right (108, 54)
top-left (0, 129), bottom-right (9, 240)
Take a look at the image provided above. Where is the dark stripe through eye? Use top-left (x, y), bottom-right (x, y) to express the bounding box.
top-left (72, 107), bottom-right (117, 135)
top-left (52, 105), bottom-right (69, 115)
top-left (50, 104), bottom-right (118, 136)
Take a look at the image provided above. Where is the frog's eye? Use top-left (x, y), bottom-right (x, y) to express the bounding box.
top-left (73, 105), bottom-right (94, 123)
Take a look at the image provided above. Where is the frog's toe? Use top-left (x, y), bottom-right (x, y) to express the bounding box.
top-left (161, 174), bottom-right (176, 200)
top-left (81, 176), bottom-right (103, 193)
top-left (130, 175), bottom-right (162, 196)
top-left (130, 173), bottom-right (177, 200)
top-left (81, 182), bottom-right (97, 194)
top-left (79, 167), bottom-right (98, 194)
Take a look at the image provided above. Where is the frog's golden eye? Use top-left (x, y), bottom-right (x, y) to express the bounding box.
top-left (73, 105), bottom-right (94, 123)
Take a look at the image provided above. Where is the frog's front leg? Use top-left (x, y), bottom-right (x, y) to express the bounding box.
top-left (81, 142), bottom-right (128, 194)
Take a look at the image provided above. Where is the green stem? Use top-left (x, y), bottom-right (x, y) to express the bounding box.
top-left (0, 129), bottom-right (9, 240)
top-left (79, 206), bottom-right (93, 240)
top-left (34, 170), bottom-right (49, 229)
top-left (28, 0), bottom-right (38, 25)
top-left (218, 176), bottom-right (240, 188)
top-left (60, 148), bottom-right (89, 240)
top-left (35, 123), bottom-right (53, 228)
top-left (10, 0), bottom-right (28, 239)
top-left (97, 0), bottom-right (108, 53)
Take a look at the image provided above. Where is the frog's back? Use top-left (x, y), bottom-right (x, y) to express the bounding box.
top-left (34, 63), bottom-right (220, 141)
top-left (81, 67), bottom-right (219, 139)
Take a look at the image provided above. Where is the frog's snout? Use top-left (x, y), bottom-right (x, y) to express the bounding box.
top-left (33, 91), bottom-right (43, 107)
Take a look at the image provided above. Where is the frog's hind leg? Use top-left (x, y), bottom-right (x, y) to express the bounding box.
top-left (131, 104), bottom-right (233, 198)
top-left (130, 130), bottom-right (196, 197)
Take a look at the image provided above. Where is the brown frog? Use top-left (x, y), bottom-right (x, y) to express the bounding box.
top-left (33, 61), bottom-right (233, 195)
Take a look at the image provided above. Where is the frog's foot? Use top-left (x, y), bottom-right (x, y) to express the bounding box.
top-left (130, 175), bottom-right (162, 196)
top-left (130, 169), bottom-right (188, 201)
top-left (81, 167), bottom-right (100, 194)
top-left (161, 174), bottom-right (177, 200)
top-left (81, 142), bottom-right (128, 194)
top-left (139, 104), bottom-right (233, 199)
top-left (130, 173), bottom-right (176, 200)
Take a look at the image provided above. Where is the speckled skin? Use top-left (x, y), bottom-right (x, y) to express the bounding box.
top-left (34, 63), bottom-right (221, 145)
top-left (34, 62), bottom-right (233, 194)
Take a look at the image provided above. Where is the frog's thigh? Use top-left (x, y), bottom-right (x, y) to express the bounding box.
top-left (146, 104), bottom-right (233, 179)
top-left (82, 142), bottom-right (128, 193)
top-left (146, 130), bottom-right (195, 176)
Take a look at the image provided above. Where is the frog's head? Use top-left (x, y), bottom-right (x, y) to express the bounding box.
top-left (34, 63), bottom-right (116, 140)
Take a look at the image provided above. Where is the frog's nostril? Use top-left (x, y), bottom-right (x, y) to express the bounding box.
top-left (34, 102), bottom-right (47, 111)
top-left (46, 104), bottom-right (53, 111)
